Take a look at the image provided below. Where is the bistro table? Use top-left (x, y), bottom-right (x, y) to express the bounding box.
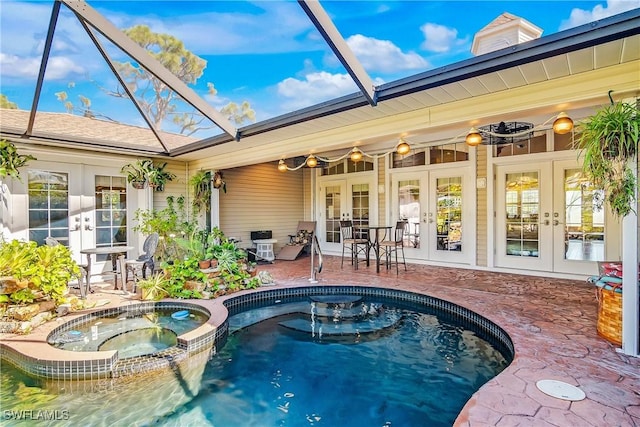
top-left (359, 225), bottom-right (392, 273)
top-left (80, 246), bottom-right (133, 292)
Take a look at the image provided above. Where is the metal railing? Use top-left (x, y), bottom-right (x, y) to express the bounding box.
top-left (309, 234), bottom-right (323, 283)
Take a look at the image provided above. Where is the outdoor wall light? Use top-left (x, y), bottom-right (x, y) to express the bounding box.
top-left (552, 112), bottom-right (574, 134)
top-left (350, 147), bottom-right (363, 162)
top-left (277, 137), bottom-right (414, 172)
top-left (464, 112), bottom-right (573, 147)
top-left (396, 139), bottom-right (411, 155)
top-left (465, 127), bottom-right (483, 146)
top-left (306, 155), bottom-right (318, 168)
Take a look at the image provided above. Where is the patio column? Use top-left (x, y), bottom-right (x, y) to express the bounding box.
top-left (621, 157), bottom-right (639, 357)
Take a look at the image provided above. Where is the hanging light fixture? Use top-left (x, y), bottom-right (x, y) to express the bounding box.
top-left (552, 112), bottom-right (574, 134)
top-left (350, 147), bottom-right (363, 162)
top-left (465, 127), bottom-right (483, 146)
top-left (277, 159), bottom-right (288, 172)
top-left (306, 155), bottom-right (318, 168)
top-left (396, 139), bottom-right (411, 155)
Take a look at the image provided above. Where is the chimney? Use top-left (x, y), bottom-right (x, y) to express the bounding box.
top-left (471, 13), bottom-right (543, 56)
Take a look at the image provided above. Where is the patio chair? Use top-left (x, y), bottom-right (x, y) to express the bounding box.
top-left (379, 221), bottom-right (408, 274)
top-left (340, 220), bottom-right (368, 269)
top-left (123, 233), bottom-right (159, 293)
top-left (277, 221), bottom-right (317, 261)
top-left (45, 237), bottom-right (89, 298)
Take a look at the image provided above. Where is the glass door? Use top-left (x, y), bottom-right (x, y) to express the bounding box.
top-left (495, 163), bottom-right (553, 271)
top-left (390, 172), bottom-right (428, 259)
top-left (18, 161), bottom-right (142, 278)
top-left (552, 160), bottom-right (619, 275)
top-left (19, 162), bottom-right (83, 265)
top-left (428, 173), bottom-right (470, 263)
top-left (318, 177), bottom-right (373, 253)
top-left (495, 160), bottom-right (618, 275)
top-left (390, 169), bottom-right (471, 264)
top-left (82, 170), bottom-right (130, 275)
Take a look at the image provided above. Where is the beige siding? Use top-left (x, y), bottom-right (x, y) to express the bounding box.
top-left (151, 160), bottom-right (188, 210)
top-left (476, 146), bottom-right (488, 266)
top-left (218, 162), bottom-right (305, 253)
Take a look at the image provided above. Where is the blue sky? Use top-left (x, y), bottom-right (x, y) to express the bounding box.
top-left (1, 0), bottom-right (638, 137)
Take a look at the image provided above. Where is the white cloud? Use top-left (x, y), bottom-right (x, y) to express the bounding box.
top-left (99, 2), bottom-right (317, 55)
top-left (346, 34), bottom-right (429, 74)
top-left (276, 71), bottom-right (358, 110)
top-left (420, 23), bottom-right (469, 53)
top-left (0, 53), bottom-right (84, 81)
top-left (560, 0), bottom-right (639, 30)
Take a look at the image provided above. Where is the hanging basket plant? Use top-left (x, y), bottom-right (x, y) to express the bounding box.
top-left (147, 162), bottom-right (177, 192)
top-left (575, 95), bottom-right (639, 218)
top-left (212, 170), bottom-right (227, 193)
top-left (190, 170), bottom-right (212, 214)
top-left (121, 159), bottom-right (153, 189)
top-left (0, 139), bottom-right (36, 181)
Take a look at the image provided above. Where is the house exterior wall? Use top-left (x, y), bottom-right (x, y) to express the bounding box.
top-left (217, 162), bottom-right (304, 253)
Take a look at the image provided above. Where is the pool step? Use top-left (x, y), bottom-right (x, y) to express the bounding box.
top-left (279, 310), bottom-right (402, 336)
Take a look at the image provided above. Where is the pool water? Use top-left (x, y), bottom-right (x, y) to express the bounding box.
top-left (154, 298), bottom-right (509, 426)
top-left (1, 297), bottom-right (509, 426)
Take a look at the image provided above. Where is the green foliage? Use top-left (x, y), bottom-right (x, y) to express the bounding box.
top-left (0, 139), bottom-right (36, 181)
top-left (190, 170), bottom-right (212, 215)
top-left (133, 195), bottom-right (197, 262)
top-left (121, 159), bottom-right (153, 185)
top-left (147, 162), bottom-right (177, 191)
top-left (0, 94), bottom-right (18, 109)
top-left (575, 100), bottom-right (639, 218)
top-left (0, 240), bottom-right (80, 305)
top-left (137, 273), bottom-right (169, 301)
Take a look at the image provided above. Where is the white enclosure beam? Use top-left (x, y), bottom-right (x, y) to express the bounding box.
top-left (298, 0), bottom-right (377, 106)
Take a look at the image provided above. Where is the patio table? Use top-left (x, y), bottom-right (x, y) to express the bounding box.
top-left (359, 225), bottom-right (392, 273)
top-left (80, 246), bottom-right (133, 292)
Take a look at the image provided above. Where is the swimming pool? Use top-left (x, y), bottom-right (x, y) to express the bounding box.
top-left (0, 286), bottom-right (513, 426)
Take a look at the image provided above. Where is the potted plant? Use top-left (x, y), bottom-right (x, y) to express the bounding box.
top-left (147, 162), bottom-right (177, 192)
top-left (121, 159), bottom-right (153, 189)
top-left (575, 96), bottom-right (639, 218)
top-left (138, 272), bottom-right (169, 301)
top-left (0, 139), bottom-right (36, 181)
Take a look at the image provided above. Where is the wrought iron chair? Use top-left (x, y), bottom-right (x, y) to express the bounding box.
top-left (340, 220), bottom-right (368, 269)
top-left (45, 237), bottom-right (89, 298)
top-left (379, 221), bottom-right (408, 274)
top-left (123, 233), bottom-right (159, 293)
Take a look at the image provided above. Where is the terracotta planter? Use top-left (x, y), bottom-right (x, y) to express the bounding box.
top-left (198, 260), bottom-right (211, 269)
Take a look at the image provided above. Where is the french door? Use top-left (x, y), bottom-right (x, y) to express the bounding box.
top-left (18, 161), bottom-right (142, 276)
top-left (390, 168), bottom-right (472, 264)
top-left (495, 159), bottom-right (619, 275)
top-left (318, 176), bottom-right (375, 253)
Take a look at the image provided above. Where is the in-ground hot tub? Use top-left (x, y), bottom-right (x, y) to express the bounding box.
top-left (35, 301), bottom-right (214, 379)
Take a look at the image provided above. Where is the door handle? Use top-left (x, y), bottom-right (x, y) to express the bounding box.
top-left (553, 219), bottom-right (560, 226)
top-left (85, 224), bottom-right (94, 231)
